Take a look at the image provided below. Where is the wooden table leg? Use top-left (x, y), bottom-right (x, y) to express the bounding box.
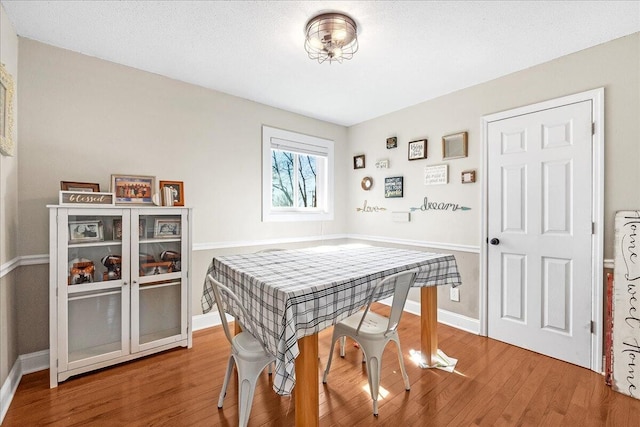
top-left (420, 286), bottom-right (438, 367)
top-left (295, 334), bottom-right (319, 427)
top-left (233, 321), bottom-right (242, 336)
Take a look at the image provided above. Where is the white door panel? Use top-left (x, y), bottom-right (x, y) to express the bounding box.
top-left (487, 101), bottom-right (592, 368)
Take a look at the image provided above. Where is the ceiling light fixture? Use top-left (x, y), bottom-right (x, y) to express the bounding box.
top-left (304, 12), bottom-right (358, 64)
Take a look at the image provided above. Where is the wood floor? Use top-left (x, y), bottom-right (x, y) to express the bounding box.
top-left (4, 303), bottom-right (640, 426)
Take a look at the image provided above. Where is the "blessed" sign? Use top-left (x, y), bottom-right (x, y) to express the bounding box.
top-left (59, 191), bottom-right (115, 206)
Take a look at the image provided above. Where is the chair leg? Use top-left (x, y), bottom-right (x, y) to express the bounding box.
top-left (218, 355), bottom-right (235, 408)
top-left (237, 376), bottom-right (257, 427)
top-left (393, 338), bottom-right (411, 390)
top-left (363, 350), bottom-right (382, 416)
top-left (323, 335), bottom-right (340, 383)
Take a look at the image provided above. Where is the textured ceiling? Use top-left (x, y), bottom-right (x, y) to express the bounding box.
top-left (2, 1), bottom-right (639, 126)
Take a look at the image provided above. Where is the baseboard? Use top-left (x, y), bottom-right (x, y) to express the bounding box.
top-left (192, 311), bottom-right (233, 331)
top-left (0, 349), bottom-right (50, 423)
top-left (0, 356), bottom-right (21, 424)
top-left (20, 350), bottom-right (50, 375)
top-left (379, 297), bottom-right (480, 334)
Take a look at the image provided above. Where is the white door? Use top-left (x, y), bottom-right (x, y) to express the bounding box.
top-left (487, 100), bottom-right (593, 368)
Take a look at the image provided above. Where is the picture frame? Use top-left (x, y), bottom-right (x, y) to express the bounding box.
top-left (0, 63), bottom-right (15, 156)
top-left (113, 218), bottom-right (146, 240)
top-left (154, 218), bottom-right (181, 238)
top-left (111, 174), bottom-right (155, 205)
top-left (353, 154), bottom-right (365, 169)
top-left (69, 220), bottom-right (104, 243)
top-left (386, 137), bottom-right (397, 149)
top-left (461, 170), bottom-right (476, 184)
top-left (60, 181), bottom-right (100, 192)
top-left (384, 176), bottom-right (404, 198)
top-left (408, 139), bottom-right (427, 160)
top-left (159, 180), bottom-right (184, 206)
top-left (442, 131), bottom-right (468, 160)
top-left (140, 261), bottom-right (173, 276)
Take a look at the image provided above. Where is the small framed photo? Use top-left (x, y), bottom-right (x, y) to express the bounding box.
top-left (69, 220), bottom-right (104, 243)
top-left (408, 139), bottom-right (427, 160)
top-left (113, 218), bottom-right (145, 240)
top-left (461, 170), bottom-right (476, 184)
top-left (353, 154), bottom-right (365, 169)
top-left (442, 131), bottom-right (468, 160)
top-left (386, 137), bottom-right (397, 149)
top-left (60, 181), bottom-right (100, 192)
top-left (159, 180), bottom-right (184, 206)
top-left (140, 261), bottom-right (173, 276)
top-left (111, 174), bottom-right (155, 205)
top-left (154, 218), bottom-right (181, 238)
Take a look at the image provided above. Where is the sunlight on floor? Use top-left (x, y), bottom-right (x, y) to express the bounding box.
top-left (409, 348), bottom-right (467, 377)
top-left (363, 384), bottom-right (389, 399)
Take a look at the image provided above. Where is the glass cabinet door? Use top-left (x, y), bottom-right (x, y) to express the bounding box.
top-left (58, 208), bottom-right (130, 371)
top-left (130, 209), bottom-right (188, 352)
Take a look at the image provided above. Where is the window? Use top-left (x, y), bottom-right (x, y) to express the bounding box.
top-left (262, 126), bottom-right (334, 222)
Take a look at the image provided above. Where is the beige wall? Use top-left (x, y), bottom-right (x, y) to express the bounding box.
top-left (0, 2), bottom-right (19, 389)
top-left (16, 38), bottom-right (349, 352)
top-left (347, 33), bottom-right (640, 319)
top-left (8, 31), bottom-right (640, 357)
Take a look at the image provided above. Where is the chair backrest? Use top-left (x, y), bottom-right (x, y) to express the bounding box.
top-left (357, 270), bottom-right (418, 336)
top-left (206, 274), bottom-right (268, 352)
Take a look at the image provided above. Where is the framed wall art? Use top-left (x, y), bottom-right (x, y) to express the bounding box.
top-left (111, 174), bottom-right (155, 205)
top-left (353, 154), bottom-right (365, 169)
top-left (408, 139), bottom-right (427, 160)
top-left (0, 63), bottom-right (15, 156)
top-left (159, 180), bottom-right (184, 206)
top-left (386, 137), bottom-right (397, 149)
top-left (384, 176), bottom-right (404, 198)
top-left (442, 131), bottom-right (468, 160)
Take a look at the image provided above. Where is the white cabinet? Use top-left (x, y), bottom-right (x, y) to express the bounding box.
top-left (48, 206), bottom-right (192, 387)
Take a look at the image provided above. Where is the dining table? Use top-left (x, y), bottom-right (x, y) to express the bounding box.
top-left (201, 244), bottom-right (462, 426)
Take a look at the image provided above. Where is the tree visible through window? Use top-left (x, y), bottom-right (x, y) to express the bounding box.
top-left (262, 125), bottom-right (333, 222)
top-left (271, 150), bottom-right (317, 208)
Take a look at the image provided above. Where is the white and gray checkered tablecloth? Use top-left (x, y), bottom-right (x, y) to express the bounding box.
top-left (201, 244), bottom-right (461, 395)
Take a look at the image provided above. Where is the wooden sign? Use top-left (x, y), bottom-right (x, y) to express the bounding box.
top-left (59, 191), bottom-right (115, 206)
top-left (612, 210), bottom-right (640, 399)
top-left (424, 165), bottom-right (448, 185)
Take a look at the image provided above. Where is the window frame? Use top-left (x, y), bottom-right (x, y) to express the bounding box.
top-left (262, 126), bottom-right (334, 222)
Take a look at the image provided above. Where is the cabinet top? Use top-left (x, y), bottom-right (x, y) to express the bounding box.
top-left (47, 205), bottom-right (191, 210)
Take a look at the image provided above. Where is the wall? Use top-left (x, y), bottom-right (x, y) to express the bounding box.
top-left (347, 33), bottom-right (640, 320)
top-left (16, 38), bottom-right (349, 353)
top-left (0, 1), bottom-right (19, 399)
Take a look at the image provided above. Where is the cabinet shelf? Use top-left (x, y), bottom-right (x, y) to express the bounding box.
top-left (68, 240), bottom-right (122, 249)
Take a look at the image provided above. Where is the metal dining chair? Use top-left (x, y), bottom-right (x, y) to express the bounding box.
top-left (207, 274), bottom-right (276, 427)
top-left (322, 270), bottom-right (418, 416)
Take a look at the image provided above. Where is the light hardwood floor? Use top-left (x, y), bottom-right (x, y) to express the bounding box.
top-left (4, 303), bottom-right (640, 426)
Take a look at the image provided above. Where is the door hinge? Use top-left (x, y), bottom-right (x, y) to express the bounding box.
top-left (592, 122), bottom-right (595, 135)
top-left (591, 320), bottom-right (595, 333)
top-left (591, 222), bottom-right (595, 234)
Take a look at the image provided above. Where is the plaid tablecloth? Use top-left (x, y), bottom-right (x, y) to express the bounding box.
top-left (201, 244), bottom-right (461, 395)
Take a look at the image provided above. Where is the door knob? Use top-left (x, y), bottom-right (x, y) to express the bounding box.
top-left (490, 238), bottom-right (500, 245)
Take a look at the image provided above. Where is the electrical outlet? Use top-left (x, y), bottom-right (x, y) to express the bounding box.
top-left (450, 287), bottom-right (460, 302)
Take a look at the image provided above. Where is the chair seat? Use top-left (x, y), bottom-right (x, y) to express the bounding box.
top-left (337, 311), bottom-right (390, 339)
top-left (233, 331), bottom-right (272, 361)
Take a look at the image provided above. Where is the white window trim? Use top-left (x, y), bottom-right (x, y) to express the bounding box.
top-left (262, 125), bottom-right (334, 222)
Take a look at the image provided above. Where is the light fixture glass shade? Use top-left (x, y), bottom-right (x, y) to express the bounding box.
top-left (305, 13), bottom-right (358, 64)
